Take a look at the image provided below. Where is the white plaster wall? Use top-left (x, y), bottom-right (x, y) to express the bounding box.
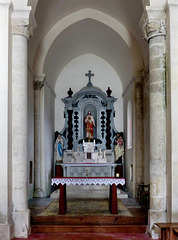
top-left (41, 83), bottom-right (55, 197)
top-left (0, 1), bottom-right (12, 232)
top-left (167, 2), bottom-right (178, 222)
top-left (123, 81), bottom-right (135, 197)
top-left (27, 68), bottom-right (34, 200)
top-left (55, 54), bottom-right (123, 133)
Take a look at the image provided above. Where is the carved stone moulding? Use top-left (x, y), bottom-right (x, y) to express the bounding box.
top-left (33, 75), bottom-right (45, 90)
top-left (139, 8), bottom-right (166, 42)
top-left (12, 19), bottom-right (33, 39)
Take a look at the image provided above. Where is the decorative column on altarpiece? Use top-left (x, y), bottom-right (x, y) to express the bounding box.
top-left (140, 8), bottom-right (167, 239)
top-left (33, 75), bottom-right (45, 198)
top-left (67, 110), bottom-right (73, 150)
top-left (106, 109), bottom-right (112, 149)
top-left (12, 9), bottom-right (35, 238)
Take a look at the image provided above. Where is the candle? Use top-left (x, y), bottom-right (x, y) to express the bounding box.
top-left (99, 148), bottom-right (101, 155)
top-left (72, 150), bottom-right (74, 157)
top-left (116, 173), bottom-right (119, 178)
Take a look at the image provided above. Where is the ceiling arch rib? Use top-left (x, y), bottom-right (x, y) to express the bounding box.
top-left (33, 8), bottom-right (143, 76)
top-left (44, 18), bottom-right (133, 90)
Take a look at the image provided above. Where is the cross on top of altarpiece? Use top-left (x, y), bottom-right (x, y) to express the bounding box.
top-left (85, 70), bottom-right (94, 87)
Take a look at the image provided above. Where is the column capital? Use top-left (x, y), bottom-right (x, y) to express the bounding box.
top-left (12, 19), bottom-right (33, 39)
top-left (139, 8), bottom-right (166, 42)
top-left (33, 74), bottom-right (45, 90)
top-left (12, 8), bottom-right (36, 39)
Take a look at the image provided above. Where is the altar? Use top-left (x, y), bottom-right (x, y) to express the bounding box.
top-left (56, 140), bottom-right (119, 177)
top-left (62, 163), bottom-right (117, 177)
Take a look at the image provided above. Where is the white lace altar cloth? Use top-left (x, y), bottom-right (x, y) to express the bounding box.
top-left (51, 177), bottom-right (125, 186)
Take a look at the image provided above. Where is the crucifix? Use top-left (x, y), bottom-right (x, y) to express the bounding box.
top-left (85, 70), bottom-right (94, 87)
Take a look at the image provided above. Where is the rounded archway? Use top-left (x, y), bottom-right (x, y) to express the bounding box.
top-left (33, 8), bottom-right (144, 90)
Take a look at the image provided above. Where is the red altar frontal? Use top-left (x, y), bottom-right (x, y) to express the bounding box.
top-left (51, 177), bottom-right (125, 215)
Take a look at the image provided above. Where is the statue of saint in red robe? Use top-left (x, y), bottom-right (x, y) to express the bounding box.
top-left (84, 111), bottom-right (95, 139)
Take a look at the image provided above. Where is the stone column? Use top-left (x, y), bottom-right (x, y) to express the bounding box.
top-left (11, 13), bottom-right (33, 238)
top-left (134, 77), bottom-right (144, 191)
top-left (0, 2), bottom-right (13, 239)
top-left (33, 75), bottom-right (45, 198)
top-left (140, 8), bottom-right (167, 238)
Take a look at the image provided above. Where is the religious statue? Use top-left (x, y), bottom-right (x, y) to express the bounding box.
top-left (84, 111), bottom-right (95, 139)
top-left (114, 132), bottom-right (124, 164)
top-left (54, 133), bottom-right (64, 163)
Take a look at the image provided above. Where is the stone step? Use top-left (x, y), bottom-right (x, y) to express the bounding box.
top-left (31, 224), bottom-right (146, 234)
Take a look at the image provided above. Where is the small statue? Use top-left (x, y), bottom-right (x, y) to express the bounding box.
top-left (114, 132), bottom-right (124, 164)
top-left (84, 110), bottom-right (95, 139)
top-left (54, 134), bottom-right (64, 163)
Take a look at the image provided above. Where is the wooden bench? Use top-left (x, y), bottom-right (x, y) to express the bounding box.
top-left (155, 222), bottom-right (178, 240)
top-left (136, 184), bottom-right (150, 208)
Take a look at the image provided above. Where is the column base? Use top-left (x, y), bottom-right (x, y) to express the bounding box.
top-left (33, 188), bottom-right (44, 198)
top-left (0, 222), bottom-right (14, 240)
top-left (12, 209), bottom-right (30, 238)
top-left (147, 209), bottom-right (167, 239)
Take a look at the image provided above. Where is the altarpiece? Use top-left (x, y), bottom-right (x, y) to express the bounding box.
top-left (55, 71), bottom-right (123, 178)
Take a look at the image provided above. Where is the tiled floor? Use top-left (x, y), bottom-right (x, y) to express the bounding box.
top-left (13, 232), bottom-right (159, 240)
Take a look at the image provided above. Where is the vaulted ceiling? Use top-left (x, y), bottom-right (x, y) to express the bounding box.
top-left (28, 0), bottom-right (149, 91)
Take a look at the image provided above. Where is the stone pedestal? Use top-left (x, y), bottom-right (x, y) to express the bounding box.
top-left (12, 209), bottom-right (30, 238)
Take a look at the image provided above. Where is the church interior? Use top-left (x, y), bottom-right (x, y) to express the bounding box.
top-left (1, 0), bottom-right (178, 239)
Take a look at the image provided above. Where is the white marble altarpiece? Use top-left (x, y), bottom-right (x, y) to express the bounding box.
top-left (61, 140), bottom-right (117, 177)
top-left (55, 71), bottom-right (123, 178)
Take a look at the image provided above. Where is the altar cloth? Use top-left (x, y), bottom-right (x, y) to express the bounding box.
top-left (51, 177), bottom-right (125, 186)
